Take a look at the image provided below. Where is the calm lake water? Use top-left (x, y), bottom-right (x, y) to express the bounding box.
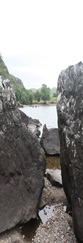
top-left (20, 105), bottom-right (58, 131)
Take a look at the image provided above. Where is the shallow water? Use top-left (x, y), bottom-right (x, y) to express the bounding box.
top-left (20, 205), bottom-right (56, 241)
top-left (46, 155), bottom-right (60, 170)
top-left (19, 155), bottom-right (60, 242)
top-left (39, 205), bottom-right (56, 224)
top-left (20, 218), bottom-right (41, 242)
top-left (20, 105), bottom-right (58, 135)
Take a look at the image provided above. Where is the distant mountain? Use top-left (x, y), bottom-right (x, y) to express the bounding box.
top-left (0, 55), bottom-right (57, 105)
top-left (0, 55), bottom-right (9, 78)
top-left (29, 87), bottom-right (56, 97)
top-left (29, 88), bottom-right (37, 92)
top-left (50, 87), bottom-right (57, 97)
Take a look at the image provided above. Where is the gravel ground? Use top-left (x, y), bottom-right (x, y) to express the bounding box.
top-left (33, 206), bottom-right (77, 243)
top-left (0, 229), bottom-right (26, 243)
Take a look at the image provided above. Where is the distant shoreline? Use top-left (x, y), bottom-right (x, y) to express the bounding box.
top-left (22, 103), bottom-right (57, 107)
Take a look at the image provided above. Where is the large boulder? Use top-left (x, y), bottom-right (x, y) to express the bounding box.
top-left (45, 169), bottom-right (62, 187)
top-left (0, 76), bottom-right (46, 233)
top-left (41, 125), bottom-right (60, 155)
top-left (57, 62), bottom-right (83, 242)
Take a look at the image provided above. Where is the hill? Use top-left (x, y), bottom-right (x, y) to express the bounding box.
top-left (0, 55), bottom-right (57, 104)
top-left (0, 55), bottom-right (24, 88)
top-left (0, 55), bottom-right (31, 104)
top-left (50, 87), bottom-right (57, 97)
top-left (29, 87), bottom-right (56, 97)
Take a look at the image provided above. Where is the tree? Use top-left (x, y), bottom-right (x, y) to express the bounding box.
top-left (34, 90), bottom-right (41, 102)
top-left (28, 91), bottom-right (33, 104)
top-left (53, 92), bottom-right (56, 97)
top-left (20, 91), bottom-right (29, 105)
top-left (40, 84), bottom-right (50, 103)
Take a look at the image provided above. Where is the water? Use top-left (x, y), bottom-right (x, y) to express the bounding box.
top-left (46, 155), bottom-right (60, 170)
top-left (18, 155), bottom-right (60, 242)
top-left (20, 105), bottom-right (58, 130)
top-left (39, 205), bottom-right (55, 224)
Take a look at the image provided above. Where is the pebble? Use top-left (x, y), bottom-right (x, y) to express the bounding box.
top-left (33, 206), bottom-right (77, 243)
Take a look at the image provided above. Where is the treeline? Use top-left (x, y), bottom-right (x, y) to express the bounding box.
top-left (0, 55), bottom-right (57, 105)
top-left (13, 83), bottom-right (56, 105)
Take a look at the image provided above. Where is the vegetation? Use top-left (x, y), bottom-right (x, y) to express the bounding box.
top-left (40, 84), bottom-right (50, 103)
top-left (34, 90), bottom-right (41, 102)
top-left (0, 55), bottom-right (57, 105)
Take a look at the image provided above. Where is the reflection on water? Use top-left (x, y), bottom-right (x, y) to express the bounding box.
top-left (20, 205), bottom-right (56, 242)
top-left (39, 205), bottom-right (55, 224)
top-left (46, 155), bottom-right (60, 170)
top-left (19, 156), bottom-right (60, 242)
top-left (20, 218), bottom-right (41, 242)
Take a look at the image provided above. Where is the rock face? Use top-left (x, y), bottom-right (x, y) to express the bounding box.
top-left (45, 169), bottom-right (62, 187)
top-left (41, 125), bottom-right (60, 155)
top-left (57, 62), bottom-right (83, 242)
top-left (0, 76), bottom-right (46, 233)
top-left (27, 117), bottom-right (41, 137)
top-left (0, 76), bottom-right (16, 112)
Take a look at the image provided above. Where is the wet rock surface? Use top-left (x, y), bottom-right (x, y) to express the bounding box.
top-left (0, 77), bottom-right (46, 233)
top-left (57, 62), bottom-right (83, 242)
top-left (41, 125), bottom-right (60, 155)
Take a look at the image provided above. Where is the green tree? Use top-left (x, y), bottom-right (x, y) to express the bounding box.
top-left (21, 91), bottom-right (29, 105)
top-left (34, 90), bottom-right (41, 102)
top-left (28, 91), bottom-right (33, 104)
top-left (53, 92), bottom-right (56, 97)
top-left (40, 84), bottom-right (50, 103)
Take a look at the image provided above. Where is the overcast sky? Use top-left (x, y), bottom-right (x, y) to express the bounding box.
top-left (0, 0), bottom-right (83, 89)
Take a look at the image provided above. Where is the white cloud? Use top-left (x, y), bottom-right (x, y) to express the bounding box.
top-left (0, 0), bottom-right (83, 89)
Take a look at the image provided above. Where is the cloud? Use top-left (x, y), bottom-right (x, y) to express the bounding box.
top-left (1, 0), bottom-right (83, 89)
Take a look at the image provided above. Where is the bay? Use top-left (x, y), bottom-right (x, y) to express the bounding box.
top-left (20, 105), bottom-right (58, 130)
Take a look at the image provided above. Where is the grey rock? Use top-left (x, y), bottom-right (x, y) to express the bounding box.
top-left (22, 116), bottom-right (41, 137)
top-left (45, 169), bottom-right (62, 187)
top-left (28, 117), bottom-right (41, 137)
top-left (0, 77), bottom-right (46, 233)
top-left (39, 177), bottom-right (68, 209)
top-left (41, 125), bottom-right (60, 155)
top-left (19, 110), bottom-right (41, 137)
top-left (57, 62), bottom-right (83, 242)
top-left (0, 76), bottom-right (16, 111)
